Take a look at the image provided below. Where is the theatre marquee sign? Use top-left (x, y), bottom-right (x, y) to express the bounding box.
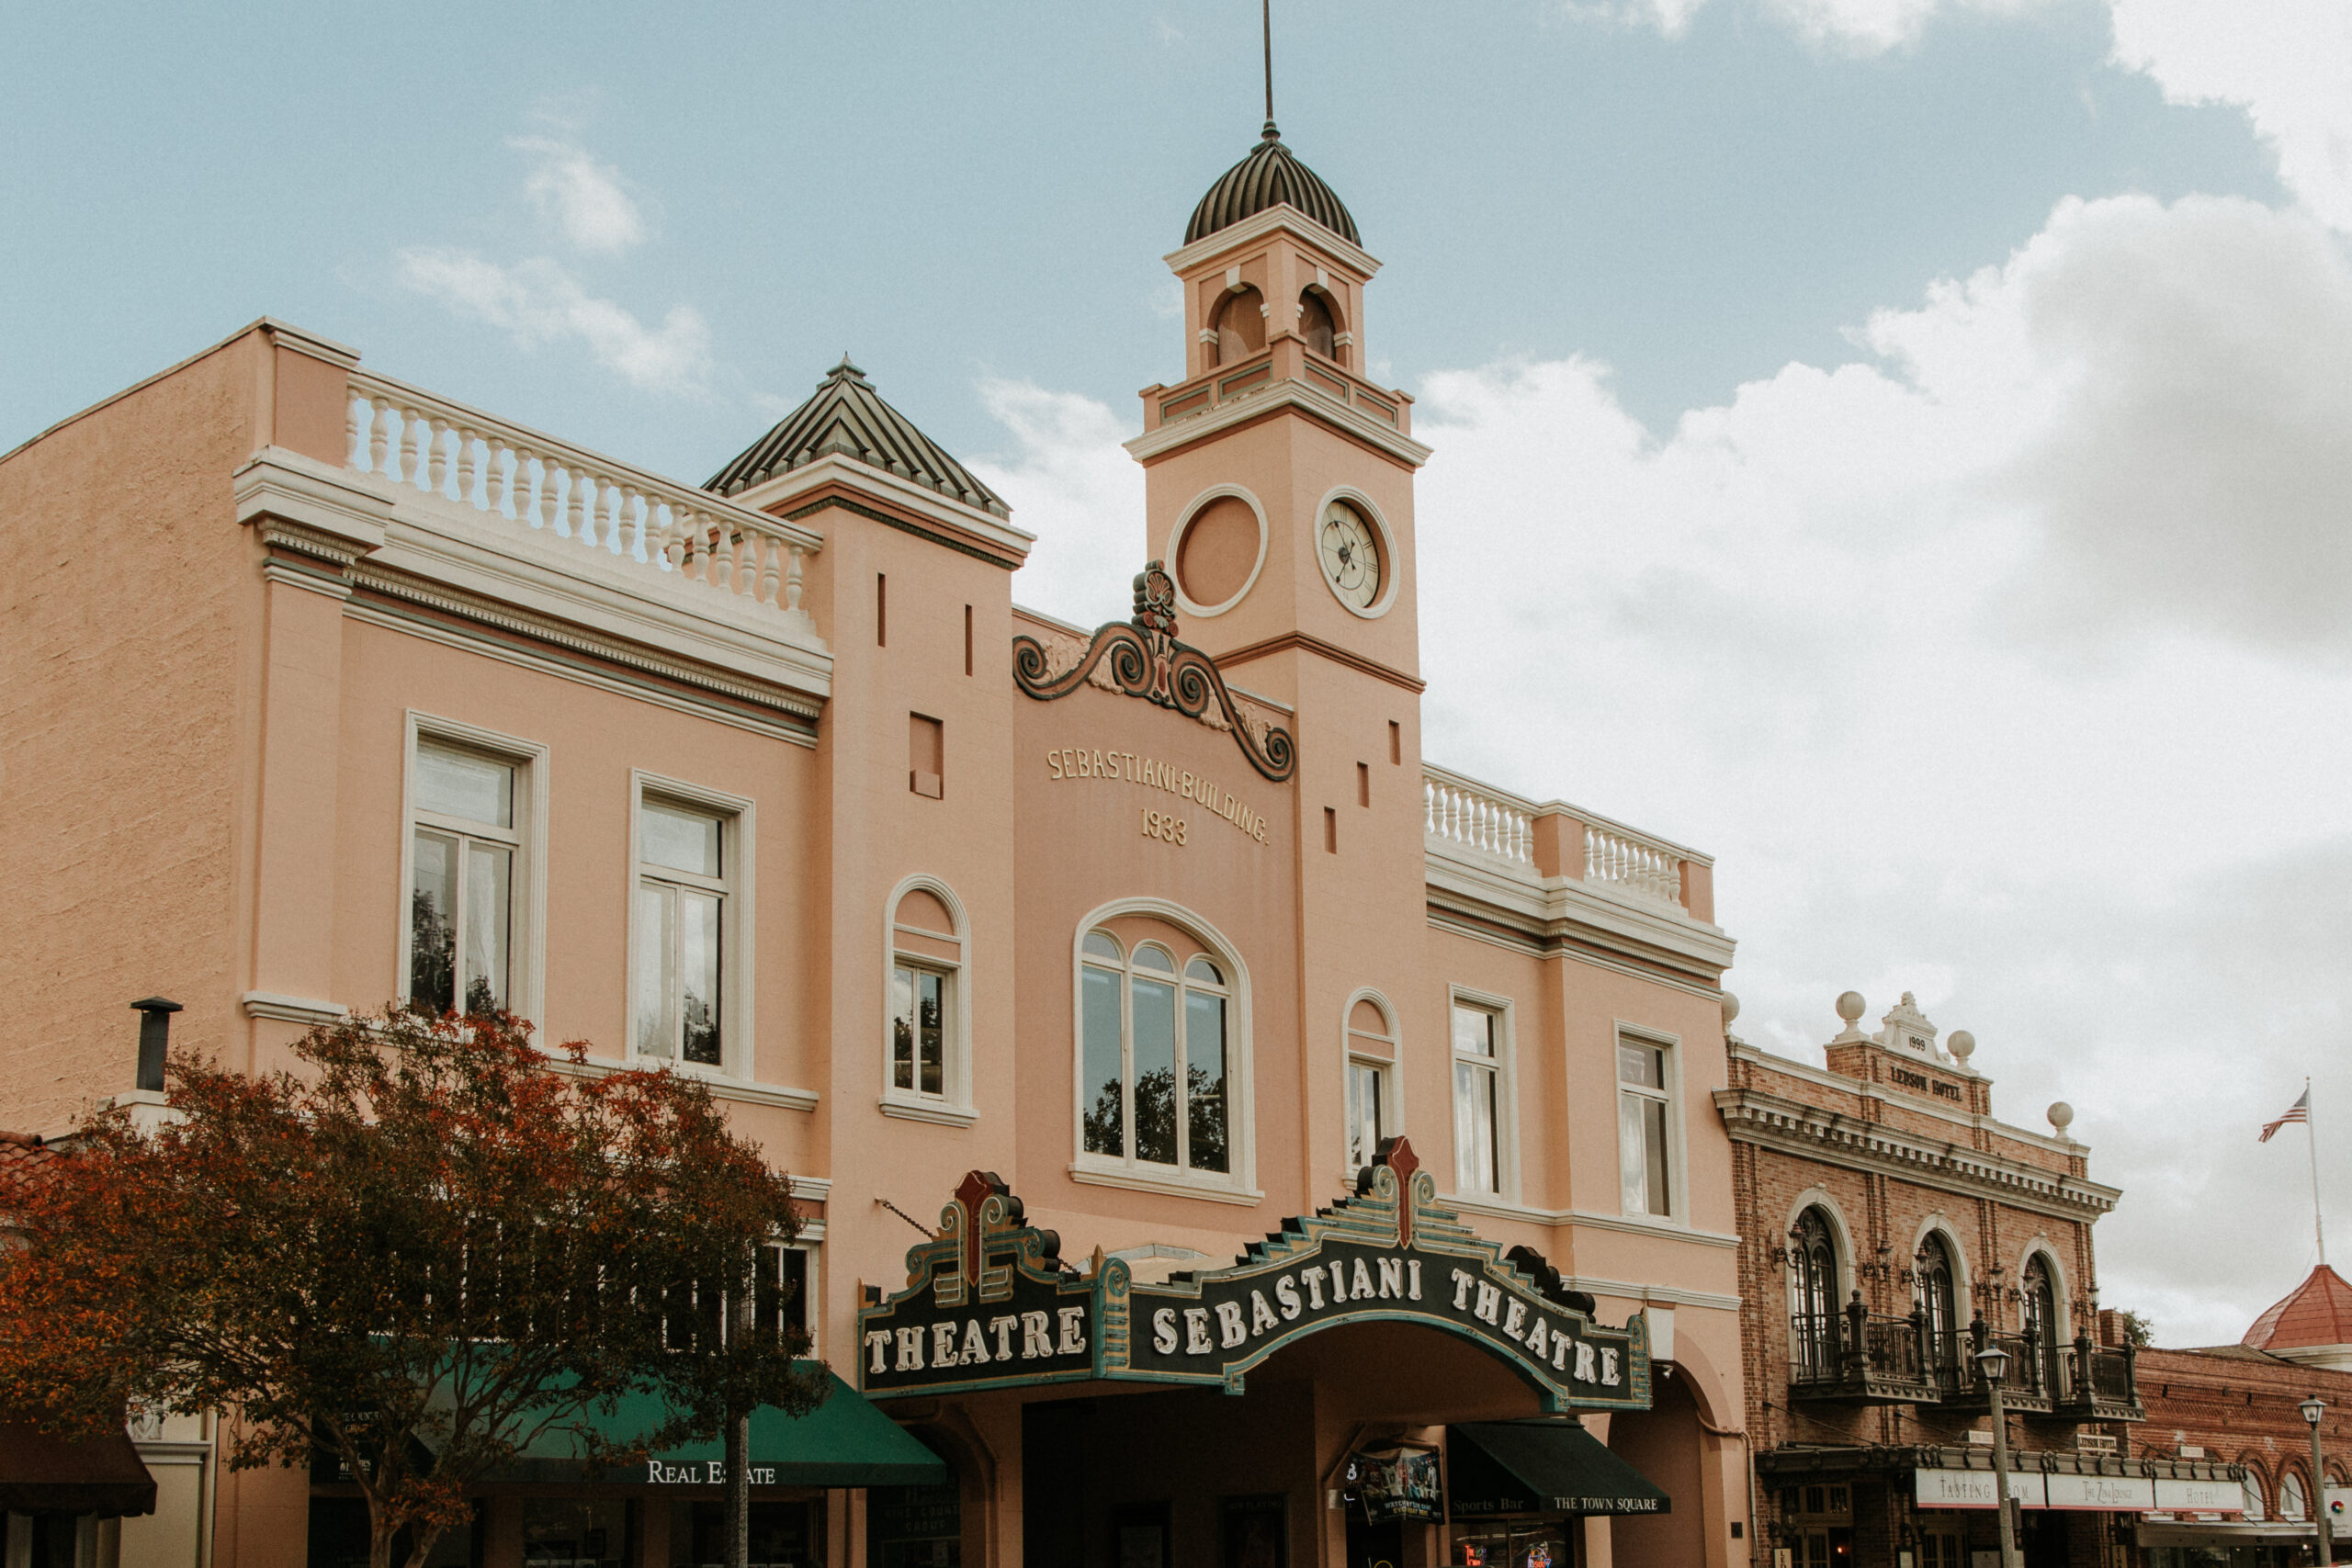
top-left (857, 1142), bottom-right (1651, 1414)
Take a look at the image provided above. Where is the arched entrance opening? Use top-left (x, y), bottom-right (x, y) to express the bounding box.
top-left (1603, 1373), bottom-right (1705, 1568)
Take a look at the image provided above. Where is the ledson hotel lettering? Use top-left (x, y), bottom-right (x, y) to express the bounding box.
top-left (2, 93), bottom-right (2267, 1568)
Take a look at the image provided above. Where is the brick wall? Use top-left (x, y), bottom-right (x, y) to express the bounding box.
top-left (2134, 1345), bottom-right (2352, 1517)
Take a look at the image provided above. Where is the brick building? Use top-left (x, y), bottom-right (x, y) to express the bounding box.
top-left (1716, 990), bottom-right (2236, 1568)
top-left (2127, 1266), bottom-right (2352, 1565)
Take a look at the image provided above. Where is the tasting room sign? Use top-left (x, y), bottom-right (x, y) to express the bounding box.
top-left (860, 1143), bottom-right (1652, 1415)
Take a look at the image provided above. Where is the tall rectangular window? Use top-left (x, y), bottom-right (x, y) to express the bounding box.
top-left (1345, 997), bottom-right (1396, 1176)
top-left (408, 741), bottom-right (519, 1014)
top-left (753, 1241), bottom-right (815, 1348)
top-left (1617, 1036), bottom-right (1674, 1218)
top-left (890, 965), bottom-right (948, 1096)
top-left (1452, 1000), bottom-right (1503, 1195)
top-left (636, 796), bottom-right (728, 1066)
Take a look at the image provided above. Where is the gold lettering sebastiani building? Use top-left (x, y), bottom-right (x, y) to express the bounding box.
top-left (0, 119), bottom-right (1747, 1568)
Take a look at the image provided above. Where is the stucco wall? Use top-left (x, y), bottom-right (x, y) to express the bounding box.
top-left (0, 329), bottom-right (273, 1133)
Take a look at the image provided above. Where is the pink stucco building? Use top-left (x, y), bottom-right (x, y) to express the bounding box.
top-left (2, 123), bottom-right (1747, 1568)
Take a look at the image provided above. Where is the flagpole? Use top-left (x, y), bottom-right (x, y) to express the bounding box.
top-left (2311, 1077), bottom-right (2328, 1268)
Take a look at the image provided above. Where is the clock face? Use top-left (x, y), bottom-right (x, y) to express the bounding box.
top-left (1317, 501), bottom-right (1383, 612)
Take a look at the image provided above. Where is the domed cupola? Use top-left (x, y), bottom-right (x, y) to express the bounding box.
top-left (1185, 123), bottom-right (1359, 247)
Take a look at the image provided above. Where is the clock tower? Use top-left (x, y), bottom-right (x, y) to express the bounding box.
top-left (1126, 118), bottom-right (1434, 1191)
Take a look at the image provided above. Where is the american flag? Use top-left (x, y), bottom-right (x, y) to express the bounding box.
top-left (2260, 1089), bottom-right (2311, 1144)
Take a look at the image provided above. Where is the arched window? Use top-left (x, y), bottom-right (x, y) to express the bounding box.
top-left (2241, 1465), bottom-right (2268, 1522)
top-left (1213, 287), bottom-right (1267, 366)
top-left (1078, 915), bottom-right (1246, 1190)
top-left (1344, 994), bottom-right (1397, 1174)
top-left (2021, 1254), bottom-right (2058, 1392)
top-left (1790, 1207), bottom-right (1840, 1382)
top-left (884, 882), bottom-right (971, 1122)
top-left (2281, 1467), bottom-right (2310, 1522)
top-left (1916, 1233), bottom-right (1960, 1372)
top-left (1298, 289), bottom-right (1337, 359)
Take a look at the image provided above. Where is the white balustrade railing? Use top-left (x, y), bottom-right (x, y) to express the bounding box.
top-left (1584, 822), bottom-right (1683, 908)
top-left (1423, 765), bottom-right (1693, 912)
top-left (1423, 768), bottom-right (1535, 865)
top-left (345, 372), bottom-right (821, 632)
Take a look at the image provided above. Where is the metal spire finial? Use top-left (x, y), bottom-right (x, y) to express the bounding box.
top-left (1261, 0), bottom-right (1278, 141)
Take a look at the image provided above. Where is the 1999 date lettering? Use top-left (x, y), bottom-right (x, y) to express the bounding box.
top-left (1141, 809), bottom-right (1188, 845)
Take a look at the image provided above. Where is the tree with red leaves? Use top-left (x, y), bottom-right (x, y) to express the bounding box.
top-left (0, 1010), bottom-right (822, 1568)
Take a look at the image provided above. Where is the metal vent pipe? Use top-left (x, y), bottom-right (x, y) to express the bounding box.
top-left (130, 997), bottom-right (182, 1092)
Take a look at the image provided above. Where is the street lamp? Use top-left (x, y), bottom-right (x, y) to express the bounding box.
top-left (2302, 1396), bottom-right (2332, 1568)
top-left (1978, 1344), bottom-right (2022, 1568)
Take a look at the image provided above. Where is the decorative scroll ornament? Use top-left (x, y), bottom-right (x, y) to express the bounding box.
top-left (1012, 560), bottom-right (1296, 783)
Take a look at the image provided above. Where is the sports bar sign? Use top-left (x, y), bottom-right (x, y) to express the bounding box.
top-left (857, 1142), bottom-right (1653, 1414)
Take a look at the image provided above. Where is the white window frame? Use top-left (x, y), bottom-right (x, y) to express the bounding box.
top-left (1069, 897), bottom-right (1258, 1203)
top-left (881, 874), bottom-right (976, 1126)
top-left (758, 1232), bottom-right (823, 1359)
top-left (1342, 988), bottom-right (1402, 1181)
top-left (1445, 987), bottom-right (1518, 1203)
top-left (1613, 1022), bottom-right (1686, 1224)
top-left (627, 771), bottom-right (756, 1080)
top-left (397, 713), bottom-right (548, 1024)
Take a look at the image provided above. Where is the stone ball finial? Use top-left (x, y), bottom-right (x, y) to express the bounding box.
top-left (1722, 991), bottom-right (1741, 1026)
top-left (1947, 1029), bottom-right (1976, 1063)
top-left (1836, 991), bottom-right (1866, 1024)
top-left (2048, 1101), bottom-right (2075, 1137)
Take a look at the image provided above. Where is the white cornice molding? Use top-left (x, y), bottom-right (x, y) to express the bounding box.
top-left (1162, 204), bottom-right (1384, 278)
top-left (1424, 852), bottom-right (1736, 975)
top-left (234, 447), bottom-right (393, 549)
top-left (879, 1097), bottom-right (981, 1129)
top-left (1713, 1086), bottom-right (2120, 1216)
top-left (540, 1052), bottom-right (819, 1113)
top-left (1439, 1191), bottom-right (1743, 1252)
top-left (1067, 1162), bottom-right (1265, 1207)
top-left (727, 453), bottom-right (1036, 558)
top-left (1574, 1279), bottom-right (1744, 1314)
top-left (345, 597), bottom-right (816, 748)
top-left (350, 565), bottom-right (821, 722)
top-left (257, 317), bottom-right (362, 368)
top-left (1125, 379), bottom-right (1432, 469)
top-left (360, 482), bottom-right (832, 703)
top-left (788, 1176), bottom-right (833, 1202)
top-left (241, 991), bottom-right (351, 1027)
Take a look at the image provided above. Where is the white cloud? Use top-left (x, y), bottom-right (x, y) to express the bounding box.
top-left (2109, 0), bottom-right (2352, 228)
top-left (396, 249), bottom-right (711, 394)
top-left (510, 135), bottom-right (649, 254)
top-left (1764, 0), bottom-right (2043, 54)
top-left (1573, 0), bottom-right (2352, 198)
top-left (967, 189), bottom-right (2352, 1343)
top-left (967, 378), bottom-right (1146, 629)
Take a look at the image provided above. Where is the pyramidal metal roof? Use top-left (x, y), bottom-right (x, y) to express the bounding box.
top-left (2244, 1264), bottom-right (2352, 1350)
top-left (707, 358), bottom-right (1008, 520)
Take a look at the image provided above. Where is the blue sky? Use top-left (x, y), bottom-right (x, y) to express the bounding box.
top-left (3, 1), bottom-right (2278, 463)
top-left (10, 0), bottom-right (2352, 1344)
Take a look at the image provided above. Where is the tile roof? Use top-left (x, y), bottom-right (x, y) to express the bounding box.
top-left (706, 358), bottom-right (1008, 519)
top-left (2244, 1264), bottom-right (2352, 1350)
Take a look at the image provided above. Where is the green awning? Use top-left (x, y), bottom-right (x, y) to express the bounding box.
top-left (1447, 1421), bottom-right (1671, 1517)
top-left (480, 1367), bottom-right (948, 1489)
